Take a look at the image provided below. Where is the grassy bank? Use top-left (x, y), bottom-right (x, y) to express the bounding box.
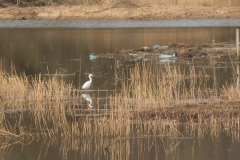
top-left (3, 0), bottom-right (240, 7)
top-left (2, 0), bottom-right (240, 20)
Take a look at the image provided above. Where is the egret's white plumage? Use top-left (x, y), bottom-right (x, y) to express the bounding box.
top-left (82, 74), bottom-right (93, 90)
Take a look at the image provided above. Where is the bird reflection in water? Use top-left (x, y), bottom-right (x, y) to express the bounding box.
top-left (82, 93), bottom-right (93, 109)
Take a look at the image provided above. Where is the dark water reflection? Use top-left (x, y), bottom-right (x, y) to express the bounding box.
top-left (0, 27), bottom-right (237, 87)
top-left (4, 128), bottom-right (240, 160)
top-left (0, 27), bottom-right (240, 160)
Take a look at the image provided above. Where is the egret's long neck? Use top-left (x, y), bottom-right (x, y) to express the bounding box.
top-left (89, 75), bottom-right (92, 82)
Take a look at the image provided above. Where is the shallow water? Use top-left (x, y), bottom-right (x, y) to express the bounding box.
top-left (5, 128), bottom-right (240, 160)
top-left (0, 27), bottom-right (237, 75)
top-left (0, 26), bottom-right (240, 160)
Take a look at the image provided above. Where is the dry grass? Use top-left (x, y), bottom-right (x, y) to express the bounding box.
top-left (0, 69), bottom-right (76, 106)
top-left (100, 0), bottom-right (239, 7)
top-left (111, 62), bottom-right (217, 111)
top-left (0, 61), bottom-right (240, 153)
top-left (4, 0), bottom-right (240, 7)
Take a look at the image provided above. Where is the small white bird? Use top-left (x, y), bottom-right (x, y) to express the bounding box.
top-left (82, 74), bottom-right (93, 90)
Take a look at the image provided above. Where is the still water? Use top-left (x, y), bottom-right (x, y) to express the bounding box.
top-left (0, 27), bottom-right (240, 160)
top-left (0, 27), bottom-right (237, 84)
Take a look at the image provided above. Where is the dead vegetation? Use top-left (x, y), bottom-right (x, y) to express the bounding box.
top-left (0, 61), bottom-right (240, 150)
top-left (1, 0), bottom-right (240, 20)
top-left (93, 42), bottom-right (237, 60)
top-left (2, 0), bottom-right (240, 7)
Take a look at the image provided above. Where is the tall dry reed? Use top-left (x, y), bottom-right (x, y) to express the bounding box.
top-left (1, 62), bottom-right (240, 158)
top-left (0, 61), bottom-right (240, 141)
top-left (111, 61), bottom-right (217, 111)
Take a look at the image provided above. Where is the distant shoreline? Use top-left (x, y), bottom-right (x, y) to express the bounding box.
top-left (1, 5), bottom-right (240, 20)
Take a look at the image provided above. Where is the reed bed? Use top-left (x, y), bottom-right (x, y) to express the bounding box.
top-left (0, 69), bottom-right (79, 139)
top-left (0, 61), bottom-right (240, 158)
top-left (104, 60), bottom-right (240, 136)
top-left (111, 62), bottom-right (217, 112)
top-left (0, 70), bottom-right (76, 105)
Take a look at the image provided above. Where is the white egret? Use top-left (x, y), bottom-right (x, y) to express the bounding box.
top-left (82, 74), bottom-right (93, 90)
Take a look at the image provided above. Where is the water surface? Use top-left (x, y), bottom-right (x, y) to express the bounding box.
top-left (0, 26), bottom-right (240, 160)
top-left (1, 19), bottom-right (240, 28)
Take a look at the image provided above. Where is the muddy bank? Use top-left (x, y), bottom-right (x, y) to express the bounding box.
top-left (130, 102), bottom-right (240, 123)
top-left (91, 42), bottom-right (237, 60)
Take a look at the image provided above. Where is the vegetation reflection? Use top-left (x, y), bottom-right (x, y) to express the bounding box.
top-left (0, 60), bottom-right (240, 159)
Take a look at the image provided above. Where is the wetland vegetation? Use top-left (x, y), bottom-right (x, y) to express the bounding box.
top-left (1, 27), bottom-right (240, 159)
top-left (1, 59), bottom-right (240, 159)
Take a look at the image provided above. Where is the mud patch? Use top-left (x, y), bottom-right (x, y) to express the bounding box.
top-left (91, 42), bottom-right (237, 60)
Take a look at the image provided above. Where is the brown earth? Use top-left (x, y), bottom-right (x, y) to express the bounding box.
top-left (1, 3), bottom-right (240, 20)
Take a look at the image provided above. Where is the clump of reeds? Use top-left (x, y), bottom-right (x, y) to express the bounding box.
top-left (0, 69), bottom-right (78, 108)
top-left (111, 61), bottom-right (216, 110)
top-left (105, 60), bottom-right (240, 129)
top-left (0, 68), bottom-right (81, 138)
top-left (0, 69), bottom-right (28, 103)
top-left (220, 84), bottom-right (240, 102)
